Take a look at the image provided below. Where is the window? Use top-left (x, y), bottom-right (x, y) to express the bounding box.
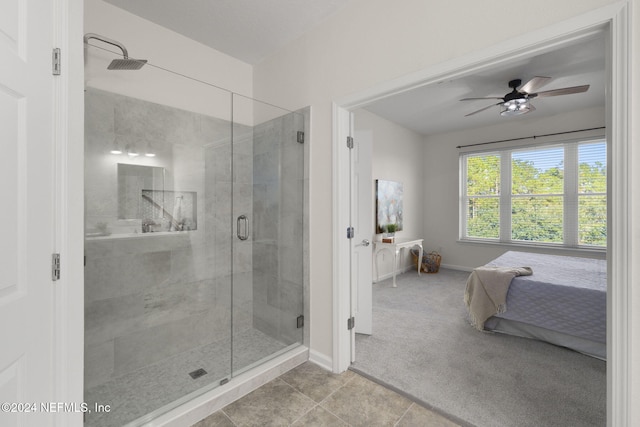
top-left (465, 154), bottom-right (500, 239)
top-left (461, 139), bottom-right (606, 248)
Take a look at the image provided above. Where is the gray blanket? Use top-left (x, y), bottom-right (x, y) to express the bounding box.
top-left (464, 266), bottom-right (533, 331)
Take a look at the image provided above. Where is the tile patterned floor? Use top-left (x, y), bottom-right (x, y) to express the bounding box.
top-left (192, 362), bottom-right (461, 427)
top-left (85, 329), bottom-right (288, 427)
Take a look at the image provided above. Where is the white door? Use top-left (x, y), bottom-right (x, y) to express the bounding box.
top-left (0, 2), bottom-right (56, 426)
top-left (352, 129), bottom-right (373, 336)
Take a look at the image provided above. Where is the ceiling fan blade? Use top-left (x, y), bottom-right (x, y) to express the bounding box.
top-left (460, 97), bottom-right (503, 101)
top-left (519, 76), bottom-right (551, 94)
top-left (465, 103), bottom-right (500, 117)
top-left (534, 85), bottom-right (590, 98)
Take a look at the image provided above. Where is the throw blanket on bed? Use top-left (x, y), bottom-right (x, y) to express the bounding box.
top-left (464, 266), bottom-right (533, 331)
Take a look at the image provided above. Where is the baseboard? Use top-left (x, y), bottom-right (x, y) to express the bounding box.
top-left (373, 263), bottom-right (472, 281)
top-left (440, 263), bottom-right (473, 272)
top-left (373, 264), bottom-right (415, 283)
top-left (308, 348), bottom-right (333, 372)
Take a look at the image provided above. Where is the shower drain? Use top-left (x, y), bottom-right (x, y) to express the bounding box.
top-left (188, 368), bottom-right (208, 379)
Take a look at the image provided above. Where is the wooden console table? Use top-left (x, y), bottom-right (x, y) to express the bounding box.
top-left (373, 237), bottom-right (424, 287)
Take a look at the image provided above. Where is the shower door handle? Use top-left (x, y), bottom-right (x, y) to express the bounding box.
top-left (237, 215), bottom-right (249, 241)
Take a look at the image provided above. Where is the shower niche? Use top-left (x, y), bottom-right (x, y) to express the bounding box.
top-left (117, 164), bottom-right (166, 221)
top-left (140, 189), bottom-right (197, 232)
top-left (84, 70), bottom-right (307, 426)
top-left (116, 163), bottom-right (197, 233)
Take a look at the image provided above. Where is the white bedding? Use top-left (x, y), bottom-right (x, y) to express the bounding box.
top-left (481, 251), bottom-right (606, 359)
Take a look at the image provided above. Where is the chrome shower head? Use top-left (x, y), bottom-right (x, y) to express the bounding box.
top-left (84, 33), bottom-right (147, 70)
top-left (108, 58), bottom-right (148, 70)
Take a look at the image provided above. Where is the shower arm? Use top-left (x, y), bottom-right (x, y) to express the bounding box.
top-left (84, 33), bottom-right (130, 58)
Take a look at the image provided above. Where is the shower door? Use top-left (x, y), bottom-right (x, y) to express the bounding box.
top-left (231, 94), bottom-right (305, 375)
top-left (84, 38), bottom-right (305, 426)
top-left (84, 41), bottom-right (235, 426)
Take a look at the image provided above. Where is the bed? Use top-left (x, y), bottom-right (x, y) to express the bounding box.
top-left (477, 251), bottom-right (607, 360)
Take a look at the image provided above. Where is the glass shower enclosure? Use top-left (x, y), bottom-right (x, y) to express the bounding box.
top-left (83, 42), bottom-right (305, 426)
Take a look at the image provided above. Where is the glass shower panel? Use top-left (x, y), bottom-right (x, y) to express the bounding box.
top-left (231, 94), bottom-right (305, 375)
top-left (83, 43), bottom-right (233, 426)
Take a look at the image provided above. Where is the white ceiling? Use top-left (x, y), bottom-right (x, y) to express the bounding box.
top-left (102, 1), bottom-right (606, 137)
top-left (103, 0), bottom-right (354, 65)
top-left (364, 34), bottom-right (607, 136)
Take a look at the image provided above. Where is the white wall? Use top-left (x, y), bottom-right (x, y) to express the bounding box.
top-left (79, 1), bottom-right (640, 419)
top-left (84, 0), bottom-right (253, 120)
top-left (423, 106), bottom-right (606, 271)
top-left (355, 106), bottom-right (606, 278)
top-left (354, 108), bottom-right (425, 279)
top-left (252, 0), bottom-right (636, 375)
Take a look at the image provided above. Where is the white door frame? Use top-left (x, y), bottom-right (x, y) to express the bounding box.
top-left (352, 128), bottom-right (373, 336)
top-left (332, 3), bottom-right (632, 426)
top-left (4, 0), bottom-right (86, 425)
top-left (54, 0), bottom-right (85, 426)
top-left (332, 105), bottom-right (353, 371)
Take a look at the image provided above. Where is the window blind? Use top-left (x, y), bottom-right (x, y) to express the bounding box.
top-left (461, 139), bottom-right (606, 248)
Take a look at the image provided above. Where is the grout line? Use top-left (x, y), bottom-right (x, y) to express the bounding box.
top-left (348, 366), bottom-right (473, 427)
top-left (279, 377), bottom-right (318, 405)
top-left (394, 402), bottom-right (414, 427)
top-left (220, 409), bottom-right (239, 427)
top-left (279, 378), bottom-right (322, 426)
top-left (215, 365), bottom-right (360, 427)
top-left (316, 371), bottom-right (357, 406)
top-left (288, 402), bottom-right (319, 426)
top-left (312, 373), bottom-right (359, 426)
top-left (277, 373), bottom-right (296, 389)
top-left (320, 407), bottom-right (352, 426)
top-left (280, 367), bottom-right (358, 426)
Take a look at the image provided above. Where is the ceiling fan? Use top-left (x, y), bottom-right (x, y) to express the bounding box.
top-left (460, 76), bottom-right (590, 117)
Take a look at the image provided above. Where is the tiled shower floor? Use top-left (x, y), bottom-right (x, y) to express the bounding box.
top-left (85, 328), bottom-right (289, 427)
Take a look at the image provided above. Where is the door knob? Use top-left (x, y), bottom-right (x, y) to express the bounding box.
top-left (357, 239), bottom-right (370, 247)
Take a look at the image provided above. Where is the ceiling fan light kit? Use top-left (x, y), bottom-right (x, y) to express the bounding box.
top-left (500, 98), bottom-right (531, 116)
top-left (461, 76), bottom-right (589, 118)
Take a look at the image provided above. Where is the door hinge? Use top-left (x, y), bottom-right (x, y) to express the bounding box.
top-left (347, 227), bottom-right (354, 239)
top-left (52, 48), bottom-right (61, 76)
top-left (346, 136), bottom-right (354, 149)
top-left (347, 316), bottom-right (355, 330)
top-left (52, 253), bottom-right (61, 281)
top-left (297, 131), bottom-right (305, 144)
top-left (296, 315), bottom-right (304, 329)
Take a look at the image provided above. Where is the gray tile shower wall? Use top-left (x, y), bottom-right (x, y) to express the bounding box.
top-left (84, 88), bottom-right (308, 408)
top-left (252, 111), bottom-right (304, 345)
top-left (84, 88), bottom-right (240, 389)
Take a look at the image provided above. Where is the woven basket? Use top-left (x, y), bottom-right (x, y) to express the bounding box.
top-left (411, 249), bottom-right (441, 273)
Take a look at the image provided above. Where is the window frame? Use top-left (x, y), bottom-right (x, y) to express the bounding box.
top-left (459, 136), bottom-right (606, 251)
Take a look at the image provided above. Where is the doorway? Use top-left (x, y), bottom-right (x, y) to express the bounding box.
top-left (333, 6), bottom-right (630, 427)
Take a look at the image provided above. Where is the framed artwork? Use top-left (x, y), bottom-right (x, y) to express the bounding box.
top-left (375, 179), bottom-right (403, 233)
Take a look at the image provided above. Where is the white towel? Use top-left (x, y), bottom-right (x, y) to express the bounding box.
top-left (171, 196), bottom-right (183, 231)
